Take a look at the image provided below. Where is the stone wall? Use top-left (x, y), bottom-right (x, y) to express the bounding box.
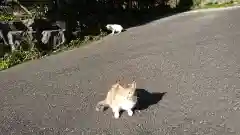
top-left (0, 19), bottom-right (67, 57)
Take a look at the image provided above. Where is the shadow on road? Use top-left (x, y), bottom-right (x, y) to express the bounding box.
top-left (134, 89), bottom-right (166, 111)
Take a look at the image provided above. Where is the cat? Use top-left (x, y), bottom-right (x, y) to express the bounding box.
top-left (96, 80), bottom-right (138, 119)
top-left (106, 24), bottom-right (125, 35)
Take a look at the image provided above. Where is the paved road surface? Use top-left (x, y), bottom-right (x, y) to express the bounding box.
top-left (1, 7), bottom-right (240, 135)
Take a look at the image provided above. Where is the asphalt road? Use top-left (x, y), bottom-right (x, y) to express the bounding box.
top-left (1, 7), bottom-right (240, 135)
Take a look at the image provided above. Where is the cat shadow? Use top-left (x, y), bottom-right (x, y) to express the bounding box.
top-left (134, 89), bottom-right (166, 111)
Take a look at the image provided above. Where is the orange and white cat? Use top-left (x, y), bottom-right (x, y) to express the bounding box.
top-left (96, 80), bottom-right (137, 119)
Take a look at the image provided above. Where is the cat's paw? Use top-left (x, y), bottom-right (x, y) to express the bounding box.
top-left (95, 106), bottom-right (103, 112)
top-left (114, 113), bottom-right (120, 119)
top-left (95, 106), bottom-right (100, 111)
top-left (127, 110), bottom-right (133, 116)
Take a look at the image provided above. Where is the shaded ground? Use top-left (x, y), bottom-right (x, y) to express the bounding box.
top-left (1, 7), bottom-right (240, 135)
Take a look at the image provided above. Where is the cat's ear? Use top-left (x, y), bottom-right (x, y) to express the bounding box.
top-left (116, 80), bottom-right (120, 84)
top-left (115, 84), bottom-right (120, 89)
top-left (129, 81), bottom-right (136, 89)
top-left (112, 84), bottom-right (119, 89)
top-left (112, 80), bottom-right (121, 88)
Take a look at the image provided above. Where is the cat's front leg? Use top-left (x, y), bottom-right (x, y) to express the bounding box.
top-left (111, 30), bottom-right (115, 35)
top-left (112, 107), bottom-right (120, 119)
top-left (127, 109), bottom-right (133, 116)
top-left (116, 31), bottom-right (121, 34)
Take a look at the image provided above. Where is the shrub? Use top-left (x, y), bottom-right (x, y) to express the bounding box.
top-left (0, 14), bottom-right (15, 21)
top-left (0, 49), bottom-right (41, 70)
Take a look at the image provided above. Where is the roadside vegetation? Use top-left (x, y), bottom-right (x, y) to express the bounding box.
top-left (194, 0), bottom-right (240, 9)
top-left (0, 0), bottom-right (239, 71)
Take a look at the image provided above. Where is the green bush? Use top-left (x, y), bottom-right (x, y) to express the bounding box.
top-left (67, 29), bottom-right (108, 48)
top-left (0, 49), bottom-right (41, 70)
top-left (0, 14), bottom-right (15, 21)
top-left (0, 29), bottom-right (108, 71)
top-left (193, 0), bottom-right (240, 8)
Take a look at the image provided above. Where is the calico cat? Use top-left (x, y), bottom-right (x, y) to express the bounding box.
top-left (96, 80), bottom-right (137, 119)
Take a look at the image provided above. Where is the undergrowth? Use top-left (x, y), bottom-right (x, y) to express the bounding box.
top-left (0, 30), bottom-right (108, 71)
top-left (194, 0), bottom-right (240, 9)
top-left (0, 14), bottom-right (15, 21)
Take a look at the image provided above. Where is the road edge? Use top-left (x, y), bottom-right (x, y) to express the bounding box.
top-left (148, 5), bottom-right (240, 24)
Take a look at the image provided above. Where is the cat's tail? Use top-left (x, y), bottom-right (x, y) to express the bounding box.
top-left (96, 100), bottom-right (108, 112)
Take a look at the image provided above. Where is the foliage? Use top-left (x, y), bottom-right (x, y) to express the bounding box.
top-left (0, 30), bottom-right (107, 71)
top-left (30, 5), bottom-right (48, 19)
top-left (194, 0), bottom-right (240, 9)
top-left (0, 49), bottom-right (41, 70)
top-left (0, 14), bottom-right (15, 21)
top-left (53, 29), bottom-right (108, 53)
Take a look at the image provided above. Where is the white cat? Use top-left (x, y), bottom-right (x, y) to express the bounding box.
top-left (106, 24), bottom-right (125, 35)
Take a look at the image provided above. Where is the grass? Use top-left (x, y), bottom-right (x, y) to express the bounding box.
top-left (0, 49), bottom-right (41, 70)
top-left (1, 1), bottom-right (240, 71)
